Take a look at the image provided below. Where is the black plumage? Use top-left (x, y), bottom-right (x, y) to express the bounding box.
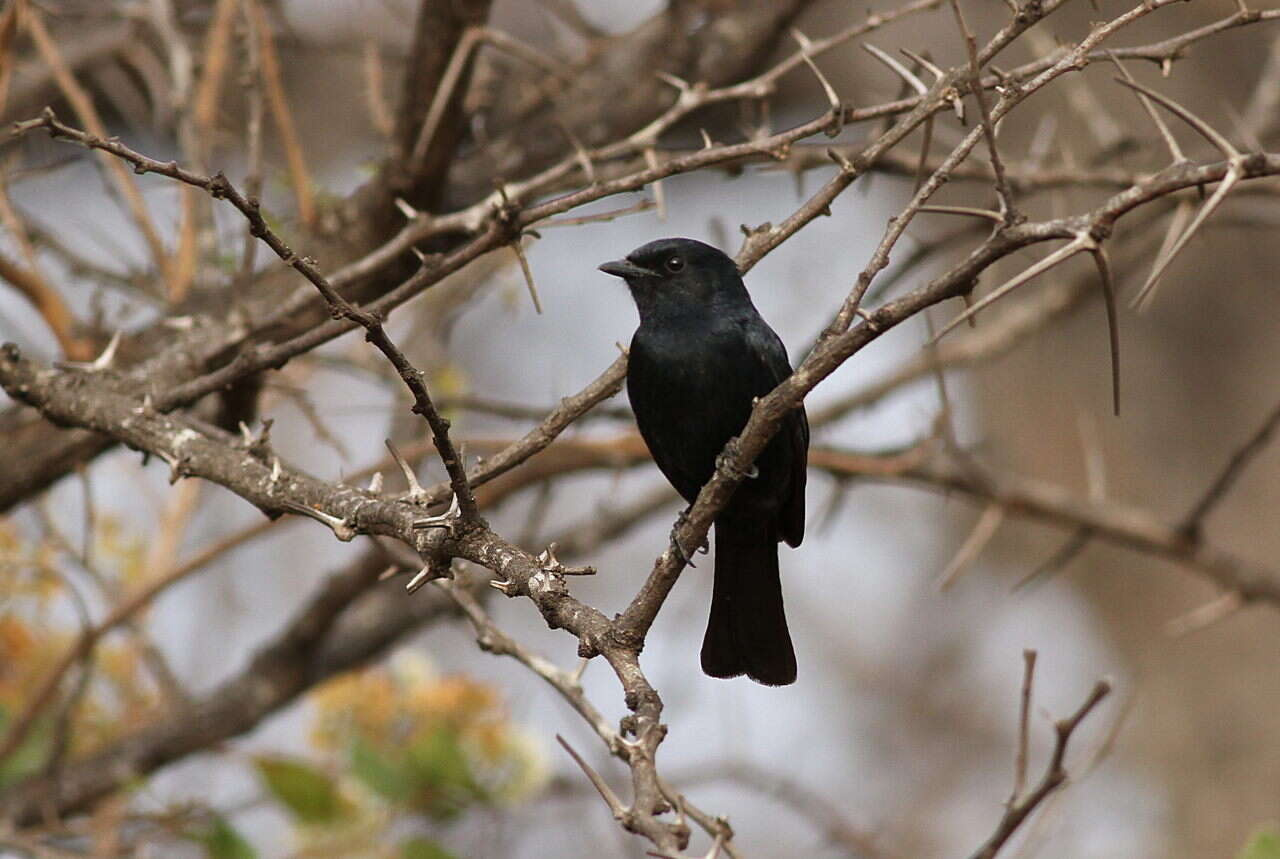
top-left (599, 238), bottom-right (809, 686)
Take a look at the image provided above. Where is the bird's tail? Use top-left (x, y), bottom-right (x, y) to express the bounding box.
top-left (701, 518), bottom-right (797, 686)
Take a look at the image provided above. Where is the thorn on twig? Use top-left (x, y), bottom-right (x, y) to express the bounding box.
top-left (1132, 199), bottom-right (1193, 310)
top-left (792, 28), bottom-right (843, 135)
top-left (385, 438), bottom-right (427, 504)
top-left (1108, 53), bottom-right (1186, 164)
top-left (558, 121), bottom-right (597, 183)
top-left (1015, 527), bottom-right (1092, 591)
top-left (1134, 161), bottom-right (1242, 304)
top-left (413, 492), bottom-right (462, 533)
top-left (655, 70), bottom-right (692, 94)
top-left (54, 330), bottom-right (122, 372)
top-left (536, 541), bottom-right (562, 571)
top-left (557, 734), bottom-right (631, 823)
top-left (936, 503), bottom-right (1005, 590)
top-left (863, 43), bottom-right (929, 96)
top-left (510, 238), bottom-right (544, 314)
top-left (1164, 590), bottom-right (1244, 637)
top-left (644, 147), bottom-right (666, 221)
top-left (280, 500), bottom-right (356, 541)
top-left (90, 330), bottom-right (122, 370)
top-left (1113, 77), bottom-right (1241, 160)
top-left (238, 418), bottom-right (273, 457)
top-left (826, 147), bottom-right (855, 174)
top-left (538, 541), bottom-right (597, 577)
top-left (918, 204), bottom-right (1004, 223)
top-left (914, 115), bottom-right (935, 192)
top-left (933, 235), bottom-right (1094, 341)
top-left (268, 455), bottom-right (283, 490)
top-left (489, 577), bottom-right (518, 596)
top-left (949, 0), bottom-right (1017, 223)
top-left (899, 48), bottom-right (944, 81)
top-left (406, 559), bottom-right (452, 594)
top-left (854, 306), bottom-right (880, 332)
top-left (394, 197), bottom-right (419, 220)
top-left (1088, 245), bottom-right (1121, 416)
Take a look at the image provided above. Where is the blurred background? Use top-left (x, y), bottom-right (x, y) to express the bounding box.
top-left (1, 0), bottom-right (1278, 856)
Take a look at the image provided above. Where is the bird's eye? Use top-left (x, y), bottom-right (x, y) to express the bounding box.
top-left (665, 256), bottom-right (684, 272)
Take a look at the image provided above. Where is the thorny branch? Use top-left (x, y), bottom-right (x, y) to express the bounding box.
top-left (1, 0), bottom-right (1279, 854)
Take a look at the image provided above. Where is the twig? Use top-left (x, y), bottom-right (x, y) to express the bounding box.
top-left (1108, 53), bottom-right (1185, 163)
top-left (1180, 398), bottom-right (1280, 538)
top-left (13, 108), bottom-right (479, 520)
top-left (1010, 649), bottom-right (1037, 803)
top-left (967, 678), bottom-right (1111, 859)
top-left (1113, 78), bottom-right (1245, 302)
top-left (408, 26), bottom-right (484, 178)
top-left (361, 40), bottom-right (394, 137)
top-left (234, 0), bottom-right (267, 302)
top-left (246, 0), bottom-right (314, 226)
top-left (192, 0), bottom-right (238, 135)
top-left (949, 0), bottom-right (1016, 222)
top-left (24, 6), bottom-right (171, 281)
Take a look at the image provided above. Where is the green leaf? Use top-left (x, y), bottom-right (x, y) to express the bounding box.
top-left (190, 816), bottom-right (258, 859)
top-left (407, 727), bottom-right (474, 793)
top-left (400, 837), bottom-right (459, 859)
top-left (405, 727), bottom-right (485, 818)
top-left (350, 735), bottom-right (413, 803)
top-left (1239, 827), bottom-right (1280, 859)
top-left (253, 757), bottom-right (344, 824)
top-left (0, 711), bottom-right (53, 790)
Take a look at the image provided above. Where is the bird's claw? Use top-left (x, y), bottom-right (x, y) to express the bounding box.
top-left (669, 529), bottom-right (696, 567)
top-left (669, 507), bottom-right (709, 567)
top-left (715, 442), bottom-right (759, 481)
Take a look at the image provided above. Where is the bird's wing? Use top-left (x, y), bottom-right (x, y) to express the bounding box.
top-left (742, 321), bottom-right (809, 547)
top-left (627, 332), bottom-right (728, 501)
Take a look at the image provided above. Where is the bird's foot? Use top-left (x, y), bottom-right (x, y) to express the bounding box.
top-left (715, 440), bottom-right (759, 481)
top-left (668, 506), bottom-right (708, 567)
top-left (669, 521), bottom-right (695, 568)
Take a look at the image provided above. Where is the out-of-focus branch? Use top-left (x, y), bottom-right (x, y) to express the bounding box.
top-left (3, 1), bottom-right (1280, 853)
top-left (0, 550), bottom-right (461, 826)
top-left (0, 250), bottom-right (85, 359)
top-left (967, 679), bottom-right (1111, 859)
top-left (0, 516), bottom-right (277, 766)
top-left (391, 0), bottom-right (494, 209)
top-left (614, 0), bottom-right (1280, 648)
top-left (1179, 398), bottom-right (1280, 539)
top-left (0, 0), bottom-right (823, 511)
top-left (22, 7), bottom-right (171, 284)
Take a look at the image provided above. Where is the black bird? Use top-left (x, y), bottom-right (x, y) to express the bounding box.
top-left (599, 238), bottom-right (809, 686)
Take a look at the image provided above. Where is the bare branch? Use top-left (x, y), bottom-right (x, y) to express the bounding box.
top-left (967, 678), bottom-right (1112, 859)
top-left (1181, 398), bottom-right (1280, 538)
top-left (949, 0), bottom-right (1016, 222)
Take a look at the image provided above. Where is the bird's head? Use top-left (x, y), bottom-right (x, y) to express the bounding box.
top-left (599, 237), bottom-right (747, 321)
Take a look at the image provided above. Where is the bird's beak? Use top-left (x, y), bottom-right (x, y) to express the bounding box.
top-left (598, 259), bottom-right (657, 280)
